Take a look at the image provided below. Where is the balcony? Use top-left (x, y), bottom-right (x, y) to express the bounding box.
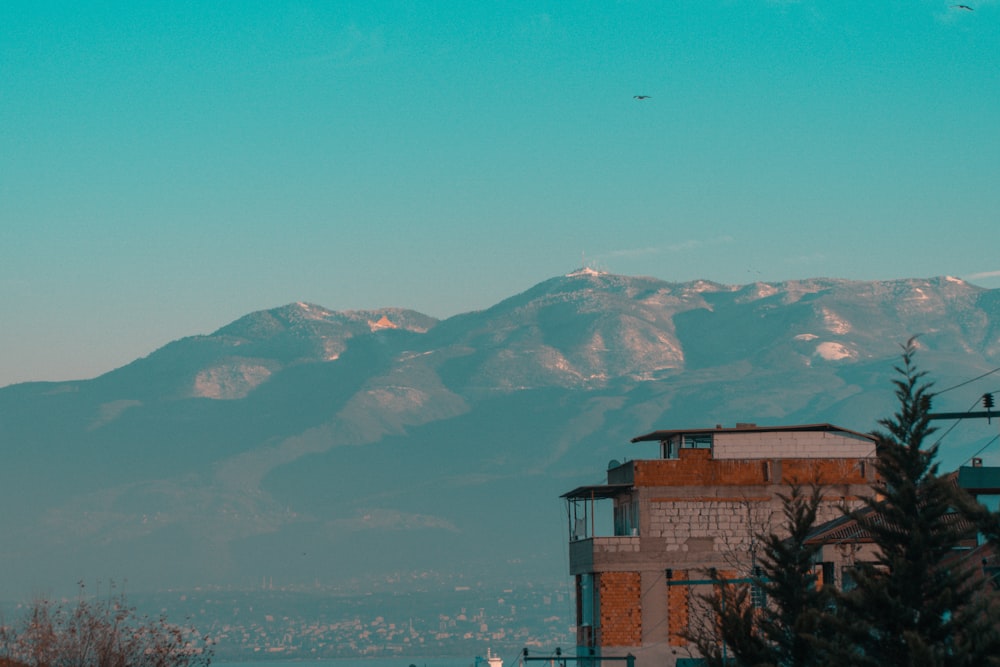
top-left (568, 536), bottom-right (641, 575)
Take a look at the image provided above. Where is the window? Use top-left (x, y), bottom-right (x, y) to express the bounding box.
top-left (683, 434), bottom-right (713, 449)
top-left (662, 433), bottom-right (714, 458)
top-left (821, 562), bottom-right (835, 589)
top-left (841, 566), bottom-right (857, 592)
top-left (662, 439), bottom-right (679, 459)
top-left (614, 498), bottom-right (640, 536)
top-left (751, 584), bottom-right (766, 609)
top-left (750, 566), bottom-right (767, 608)
top-left (578, 573), bottom-right (599, 645)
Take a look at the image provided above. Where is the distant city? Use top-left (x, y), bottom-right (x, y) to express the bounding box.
top-left (118, 576), bottom-right (574, 662)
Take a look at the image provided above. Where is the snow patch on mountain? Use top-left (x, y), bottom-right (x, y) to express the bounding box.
top-left (369, 314), bottom-right (398, 331)
top-left (689, 280), bottom-right (727, 294)
top-left (88, 399), bottom-right (142, 430)
top-left (567, 267), bottom-right (607, 278)
top-left (815, 342), bottom-right (855, 361)
top-left (322, 340), bottom-right (341, 360)
top-left (751, 283), bottom-right (779, 299)
top-left (821, 308), bottom-right (852, 335)
top-left (366, 385), bottom-right (431, 411)
top-left (294, 302), bottom-right (334, 321)
top-left (194, 362), bottom-right (274, 399)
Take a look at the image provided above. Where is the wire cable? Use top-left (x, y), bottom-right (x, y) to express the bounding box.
top-left (935, 366), bottom-right (1000, 395)
top-left (962, 433), bottom-right (1000, 467)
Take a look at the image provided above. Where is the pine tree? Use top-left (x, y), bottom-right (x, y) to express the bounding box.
top-left (683, 578), bottom-right (765, 667)
top-left (830, 338), bottom-right (1000, 667)
top-left (689, 340), bottom-right (1000, 666)
top-left (754, 485), bottom-right (832, 667)
top-left (684, 485), bottom-right (831, 667)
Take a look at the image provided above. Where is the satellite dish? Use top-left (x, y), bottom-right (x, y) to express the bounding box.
top-left (607, 459), bottom-right (621, 470)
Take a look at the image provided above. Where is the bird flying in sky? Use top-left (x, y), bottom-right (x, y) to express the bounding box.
top-left (951, 4), bottom-right (974, 10)
top-left (633, 95), bottom-right (651, 100)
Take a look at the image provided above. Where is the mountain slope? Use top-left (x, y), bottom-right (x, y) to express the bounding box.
top-left (1, 272), bottom-right (998, 597)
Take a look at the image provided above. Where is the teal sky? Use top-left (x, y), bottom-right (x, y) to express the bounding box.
top-left (3, 1), bottom-right (999, 386)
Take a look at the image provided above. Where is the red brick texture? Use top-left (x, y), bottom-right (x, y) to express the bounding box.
top-left (598, 571), bottom-right (642, 646)
top-left (667, 569), bottom-right (689, 646)
top-left (633, 449), bottom-right (869, 487)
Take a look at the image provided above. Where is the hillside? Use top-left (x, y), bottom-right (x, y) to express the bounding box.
top-left (2, 271), bottom-right (998, 598)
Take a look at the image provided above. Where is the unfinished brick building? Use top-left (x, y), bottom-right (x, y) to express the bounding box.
top-left (561, 423), bottom-right (878, 667)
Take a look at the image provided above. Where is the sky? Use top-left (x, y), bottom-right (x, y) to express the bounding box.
top-left (2, 0), bottom-right (999, 387)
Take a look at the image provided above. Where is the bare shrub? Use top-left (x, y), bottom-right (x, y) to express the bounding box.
top-left (0, 583), bottom-right (212, 667)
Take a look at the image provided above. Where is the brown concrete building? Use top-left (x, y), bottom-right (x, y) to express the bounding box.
top-left (562, 423), bottom-right (879, 667)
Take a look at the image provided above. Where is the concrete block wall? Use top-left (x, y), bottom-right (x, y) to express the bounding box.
top-left (713, 431), bottom-right (874, 460)
top-left (648, 499), bottom-right (773, 552)
top-left (598, 571), bottom-right (642, 647)
top-left (647, 496), bottom-right (858, 554)
top-left (593, 536), bottom-right (642, 555)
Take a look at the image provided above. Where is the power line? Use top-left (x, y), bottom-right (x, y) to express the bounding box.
top-left (961, 433), bottom-right (1000, 468)
top-left (935, 366), bottom-right (1000, 395)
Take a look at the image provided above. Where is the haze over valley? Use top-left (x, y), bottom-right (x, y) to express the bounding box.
top-left (3, 271), bottom-right (999, 608)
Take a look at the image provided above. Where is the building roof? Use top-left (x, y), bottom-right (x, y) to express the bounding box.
top-left (804, 503), bottom-right (979, 546)
top-left (957, 465), bottom-right (1000, 494)
top-left (802, 466), bottom-right (1000, 546)
top-left (561, 484), bottom-right (633, 500)
top-left (630, 422), bottom-right (874, 443)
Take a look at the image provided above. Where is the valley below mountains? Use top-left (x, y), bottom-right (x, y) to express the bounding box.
top-left (3, 270), bottom-right (1000, 599)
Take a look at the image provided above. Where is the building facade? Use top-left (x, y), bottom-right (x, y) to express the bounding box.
top-left (803, 462), bottom-right (1000, 593)
top-left (562, 423), bottom-right (878, 667)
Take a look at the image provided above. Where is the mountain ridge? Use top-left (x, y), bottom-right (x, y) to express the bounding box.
top-left (2, 272), bottom-right (998, 598)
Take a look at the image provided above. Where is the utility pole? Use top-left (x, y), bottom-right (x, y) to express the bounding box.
top-left (928, 393), bottom-right (995, 423)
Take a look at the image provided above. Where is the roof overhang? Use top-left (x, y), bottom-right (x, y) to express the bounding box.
top-left (630, 423), bottom-right (874, 443)
top-left (561, 484), bottom-right (632, 500)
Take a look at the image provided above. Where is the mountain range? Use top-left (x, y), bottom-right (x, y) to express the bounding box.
top-left (3, 269), bottom-right (1000, 599)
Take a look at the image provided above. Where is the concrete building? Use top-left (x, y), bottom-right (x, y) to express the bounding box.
top-left (802, 462), bottom-right (1000, 592)
top-left (561, 423), bottom-right (878, 667)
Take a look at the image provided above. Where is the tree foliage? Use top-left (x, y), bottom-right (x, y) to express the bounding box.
top-left (684, 486), bottom-right (832, 667)
top-left (832, 338), bottom-right (1000, 666)
top-left (754, 485), bottom-right (832, 667)
top-left (689, 338), bottom-right (1000, 667)
top-left (0, 584), bottom-right (212, 667)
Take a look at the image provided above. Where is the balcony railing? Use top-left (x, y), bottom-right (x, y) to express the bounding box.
top-left (568, 536), bottom-right (641, 575)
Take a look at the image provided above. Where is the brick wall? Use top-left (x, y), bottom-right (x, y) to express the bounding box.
top-left (634, 450), bottom-right (764, 486)
top-left (667, 569), bottom-right (744, 648)
top-left (634, 452), bottom-right (873, 487)
top-left (598, 571), bottom-right (642, 646)
top-left (667, 569), bottom-right (689, 646)
top-left (782, 457), bottom-right (868, 485)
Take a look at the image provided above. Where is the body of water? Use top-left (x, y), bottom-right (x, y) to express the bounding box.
top-left (217, 656), bottom-right (515, 667)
